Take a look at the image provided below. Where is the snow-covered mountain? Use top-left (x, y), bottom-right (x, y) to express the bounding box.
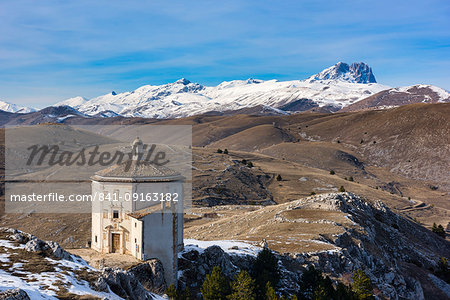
top-left (55, 62), bottom-right (390, 118)
top-left (0, 100), bottom-right (35, 113)
top-left (54, 96), bottom-right (88, 107)
top-left (306, 62), bottom-right (376, 83)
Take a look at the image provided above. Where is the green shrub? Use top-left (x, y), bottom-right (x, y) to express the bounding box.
top-left (276, 174), bottom-right (282, 181)
top-left (329, 170), bottom-right (335, 175)
top-left (339, 186), bottom-right (346, 192)
top-left (298, 266), bottom-right (357, 300)
top-left (166, 284), bottom-right (178, 300)
top-left (228, 270), bottom-right (256, 300)
top-left (352, 268), bottom-right (374, 300)
top-left (436, 257), bottom-right (450, 284)
top-left (224, 149), bottom-right (229, 154)
top-left (432, 223), bottom-right (446, 238)
top-left (265, 282), bottom-right (277, 300)
top-left (201, 266), bottom-right (231, 300)
top-left (217, 149), bottom-right (223, 153)
top-left (252, 248), bottom-right (280, 298)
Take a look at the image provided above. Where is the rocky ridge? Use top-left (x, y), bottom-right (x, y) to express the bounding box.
top-left (0, 228), bottom-right (165, 299)
top-left (181, 193), bottom-right (450, 299)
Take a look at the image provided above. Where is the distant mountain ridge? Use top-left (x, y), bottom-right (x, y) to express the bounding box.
top-left (51, 62), bottom-right (389, 118)
top-left (0, 100), bottom-right (35, 113)
top-left (1, 62), bottom-right (449, 118)
top-left (341, 84), bottom-right (450, 112)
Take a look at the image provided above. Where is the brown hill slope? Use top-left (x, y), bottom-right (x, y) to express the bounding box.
top-left (295, 103), bottom-right (450, 188)
top-left (341, 85), bottom-right (450, 112)
top-left (209, 124), bottom-right (298, 152)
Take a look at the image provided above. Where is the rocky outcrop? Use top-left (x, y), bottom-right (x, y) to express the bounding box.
top-left (308, 62), bottom-right (377, 83)
top-left (0, 289), bottom-right (30, 300)
top-left (180, 193), bottom-right (450, 299)
top-left (3, 228), bottom-right (74, 261)
top-left (127, 259), bottom-right (167, 294)
top-left (0, 228), bottom-right (165, 299)
top-left (93, 267), bottom-right (156, 300)
top-left (178, 244), bottom-right (301, 296)
top-left (179, 245), bottom-right (243, 288)
top-left (89, 258), bottom-right (167, 298)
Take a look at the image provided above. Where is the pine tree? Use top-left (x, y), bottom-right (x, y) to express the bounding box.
top-left (432, 222), bottom-right (438, 231)
top-left (339, 186), bottom-right (346, 192)
top-left (432, 223), bottom-right (446, 238)
top-left (247, 161), bottom-right (254, 168)
top-left (312, 285), bottom-right (328, 300)
top-left (224, 149), bottom-right (229, 154)
top-left (436, 257), bottom-right (450, 284)
top-left (299, 265), bottom-right (322, 298)
top-left (352, 268), bottom-right (374, 300)
top-left (228, 270), bottom-right (256, 300)
top-left (201, 266), bottom-right (231, 300)
top-left (166, 284), bottom-right (178, 300)
top-left (329, 170), bottom-right (335, 175)
top-left (335, 282), bottom-right (357, 300)
top-left (265, 282), bottom-right (278, 300)
top-left (276, 174), bottom-right (282, 181)
top-left (218, 149), bottom-right (223, 153)
top-left (184, 286), bottom-right (193, 300)
top-left (252, 248), bottom-right (280, 298)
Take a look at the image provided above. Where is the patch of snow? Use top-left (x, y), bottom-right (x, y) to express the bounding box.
top-left (183, 239), bottom-right (260, 257)
top-left (0, 253), bottom-right (10, 263)
top-left (56, 114), bottom-right (75, 122)
top-left (0, 269), bottom-right (57, 299)
top-left (0, 239), bottom-right (25, 249)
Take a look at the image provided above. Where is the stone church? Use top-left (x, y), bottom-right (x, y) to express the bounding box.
top-left (91, 138), bottom-right (184, 285)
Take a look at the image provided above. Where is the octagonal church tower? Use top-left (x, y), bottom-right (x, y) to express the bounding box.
top-left (91, 138), bottom-right (184, 285)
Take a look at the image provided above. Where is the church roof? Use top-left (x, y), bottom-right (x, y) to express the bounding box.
top-left (91, 160), bottom-right (183, 182)
top-left (128, 204), bottom-right (163, 219)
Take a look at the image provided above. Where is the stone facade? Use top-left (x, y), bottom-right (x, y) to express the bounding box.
top-left (91, 138), bottom-right (184, 285)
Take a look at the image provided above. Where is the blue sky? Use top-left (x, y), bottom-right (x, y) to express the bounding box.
top-left (0, 0), bottom-right (449, 107)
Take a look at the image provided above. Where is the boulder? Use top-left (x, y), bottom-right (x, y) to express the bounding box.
top-left (24, 238), bottom-right (47, 252)
top-left (127, 259), bottom-right (167, 294)
top-left (99, 267), bottom-right (154, 300)
top-left (0, 288), bottom-right (30, 300)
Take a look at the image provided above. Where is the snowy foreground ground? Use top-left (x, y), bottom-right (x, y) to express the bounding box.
top-left (0, 236), bottom-right (257, 299)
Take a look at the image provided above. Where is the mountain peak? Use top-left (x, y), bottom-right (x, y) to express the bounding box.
top-left (308, 62), bottom-right (377, 84)
top-left (0, 100), bottom-right (35, 113)
top-left (174, 78), bottom-right (191, 85)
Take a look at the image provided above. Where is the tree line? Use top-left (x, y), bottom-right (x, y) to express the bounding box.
top-left (167, 248), bottom-right (374, 299)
